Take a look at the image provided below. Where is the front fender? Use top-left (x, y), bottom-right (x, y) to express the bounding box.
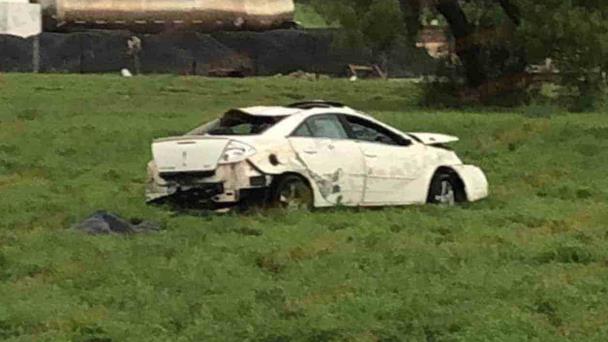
top-left (449, 165), bottom-right (489, 202)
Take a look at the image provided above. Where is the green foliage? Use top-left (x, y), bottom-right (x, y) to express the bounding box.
top-left (294, 2), bottom-right (330, 28)
top-left (457, 0), bottom-right (608, 109)
top-left (308, 0), bottom-right (607, 109)
top-left (514, 0), bottom-right (608, 111)
top-left (310, 0), bottom-right (406, 54)
top-left (1, 74), bottom-right (608, 340)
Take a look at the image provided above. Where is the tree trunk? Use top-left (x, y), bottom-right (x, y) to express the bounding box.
top-left (435, 0), bottom-right (487, 88)
top-left (399, 0), bottom-right (422, 42)
top-left (497, 0), bottom-right (521, 26)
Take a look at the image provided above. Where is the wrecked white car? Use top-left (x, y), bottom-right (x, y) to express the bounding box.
top-left (147, 101), bottom-right (488, 209)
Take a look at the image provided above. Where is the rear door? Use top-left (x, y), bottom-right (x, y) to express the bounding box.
top-left (342, 115), bottom-right (426, 205)
top-left (288, 114), bottom-right (366, 205)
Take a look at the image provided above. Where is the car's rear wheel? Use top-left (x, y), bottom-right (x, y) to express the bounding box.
top-left (427, 172), bottom-right (466, 206)
top-left (273, 175), bottom-right (313, 210)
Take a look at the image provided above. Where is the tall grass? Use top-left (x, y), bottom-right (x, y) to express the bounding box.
top-left (1, 74), bottom-right (608, 341)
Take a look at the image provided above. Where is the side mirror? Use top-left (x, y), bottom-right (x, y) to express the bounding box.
top-left (400, 138), bottom-right (412, 147)
top-left (375, 135), bottom-right (394, 144)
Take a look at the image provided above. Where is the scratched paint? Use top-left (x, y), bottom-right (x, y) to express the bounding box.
top-left (145, 104), bottom-right (489, 209)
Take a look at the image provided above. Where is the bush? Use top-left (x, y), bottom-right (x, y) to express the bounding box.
top-left (419, 55), bottom-right (532, 108)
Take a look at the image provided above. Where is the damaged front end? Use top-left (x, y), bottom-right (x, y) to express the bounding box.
top-left (146, 137), bottom-right (272, 209)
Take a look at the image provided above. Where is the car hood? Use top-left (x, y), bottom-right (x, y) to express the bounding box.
top-left (408, 132), bottom-right (459, 145)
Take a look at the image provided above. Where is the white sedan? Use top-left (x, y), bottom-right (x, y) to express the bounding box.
top-left (147, 101), bottom-right (488, 209)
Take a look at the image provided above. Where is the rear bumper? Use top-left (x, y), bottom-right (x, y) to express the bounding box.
top-left (146, 160), bottom-right (271, 206)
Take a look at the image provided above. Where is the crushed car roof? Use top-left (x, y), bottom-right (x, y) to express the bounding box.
top-left (236, 101), bottom-right (355, 117)
top-left (236, 106), bottom-right (303, 117)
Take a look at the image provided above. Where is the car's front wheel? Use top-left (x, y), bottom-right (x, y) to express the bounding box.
top-left (273, 175), bottom-right (313, 210)
top-left (427, 172), bottom-right (466, 206)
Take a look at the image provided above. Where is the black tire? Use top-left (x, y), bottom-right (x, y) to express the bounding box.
top-left (273, 175), bottom-right (314, 210)
top-left (427, 172), bottom-right (466, 206)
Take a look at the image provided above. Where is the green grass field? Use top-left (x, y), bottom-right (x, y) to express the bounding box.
top-left (1, 74), bottom-right (608, 341)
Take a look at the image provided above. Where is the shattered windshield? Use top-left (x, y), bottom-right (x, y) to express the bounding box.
top-left (190, 110), bottom-right (286, 136)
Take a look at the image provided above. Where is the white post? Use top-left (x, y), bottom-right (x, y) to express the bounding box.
top-left (32, 34), bottom-right (40, 72)
top-left (0, 0), bottom-right (42, 72)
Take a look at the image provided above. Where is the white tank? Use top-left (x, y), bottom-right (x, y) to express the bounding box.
top-left (32, 0), bottom-right (295, 32)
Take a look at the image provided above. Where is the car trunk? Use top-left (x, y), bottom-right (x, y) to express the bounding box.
top-left (152, 136), bottom-right (230, 174)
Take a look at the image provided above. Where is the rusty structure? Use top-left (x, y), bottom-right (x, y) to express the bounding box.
top-left (32, 0), bottom-right (295, 32)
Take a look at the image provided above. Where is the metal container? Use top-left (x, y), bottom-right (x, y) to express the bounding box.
top-left (33, 0), bottom-right (295, 32)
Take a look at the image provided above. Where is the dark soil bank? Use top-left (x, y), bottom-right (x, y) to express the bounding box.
top-left (0, 29), bottom-right (436, 77)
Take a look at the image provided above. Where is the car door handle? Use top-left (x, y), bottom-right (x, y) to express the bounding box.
top-left (303, 150), bottom-right (318, 155)
top-left (364, 153), bottom-right (377, 158)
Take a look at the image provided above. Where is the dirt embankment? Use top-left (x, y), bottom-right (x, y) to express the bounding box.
top-left (0, 29), bottom-right (437, 77)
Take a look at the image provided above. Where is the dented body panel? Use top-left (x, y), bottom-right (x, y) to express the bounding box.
top-left (288, 138), bottom-right (366, 205)
top-left (147, 159), bottom-right (267, 204)
top-left (153, 136), bottom-right (230, 173)
top-left (358, 142), bottom-right (427, 204)
top-left (146, 103), bottom-right (489, 209)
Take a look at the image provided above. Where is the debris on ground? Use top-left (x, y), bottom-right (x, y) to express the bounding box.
top-left (73, 211), bottom-right (160, 235)
top-left (286, 70), bottom-right (329, 81)
top-left (347, 64), bottom-right (387, 79)
top-left (208, 67), bottom-right (251, 78)
top-left (121, 68), bottom-right (133, 77)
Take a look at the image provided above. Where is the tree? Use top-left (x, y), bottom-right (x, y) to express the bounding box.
top-left (310, 0), bottom-right (524, 88)
top-left (309, 0), bottom-right (406, 57)
top-left (309, 0), bottom-right (608, 108)
top-left (514, 0), bottom-right (608, 109)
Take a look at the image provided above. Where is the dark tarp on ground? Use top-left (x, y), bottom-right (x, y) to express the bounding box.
top-left (72, 211), bottom-right (160, 235)
top-left (0, 29), bottom-right (437, 77)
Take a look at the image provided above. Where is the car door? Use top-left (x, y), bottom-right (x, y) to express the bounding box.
top-left (343, 115), bottom-right (426, 205)
top-left (288, 114), bottom-right (366, 205)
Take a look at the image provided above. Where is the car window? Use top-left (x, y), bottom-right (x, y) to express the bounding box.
top-left (201, 110), bottom-right (285, 136)
top-left (344, 115), bottom-right (409, 146)
top-left (292, 122), bottom-right (313, 137)
top-left (305, 115), bottom-right (348, 139)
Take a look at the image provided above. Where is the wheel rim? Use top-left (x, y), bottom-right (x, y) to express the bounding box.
top-left (435, 180), bottom-right (456, 206)
top-left (278, 180), bottom-right (311, 210)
